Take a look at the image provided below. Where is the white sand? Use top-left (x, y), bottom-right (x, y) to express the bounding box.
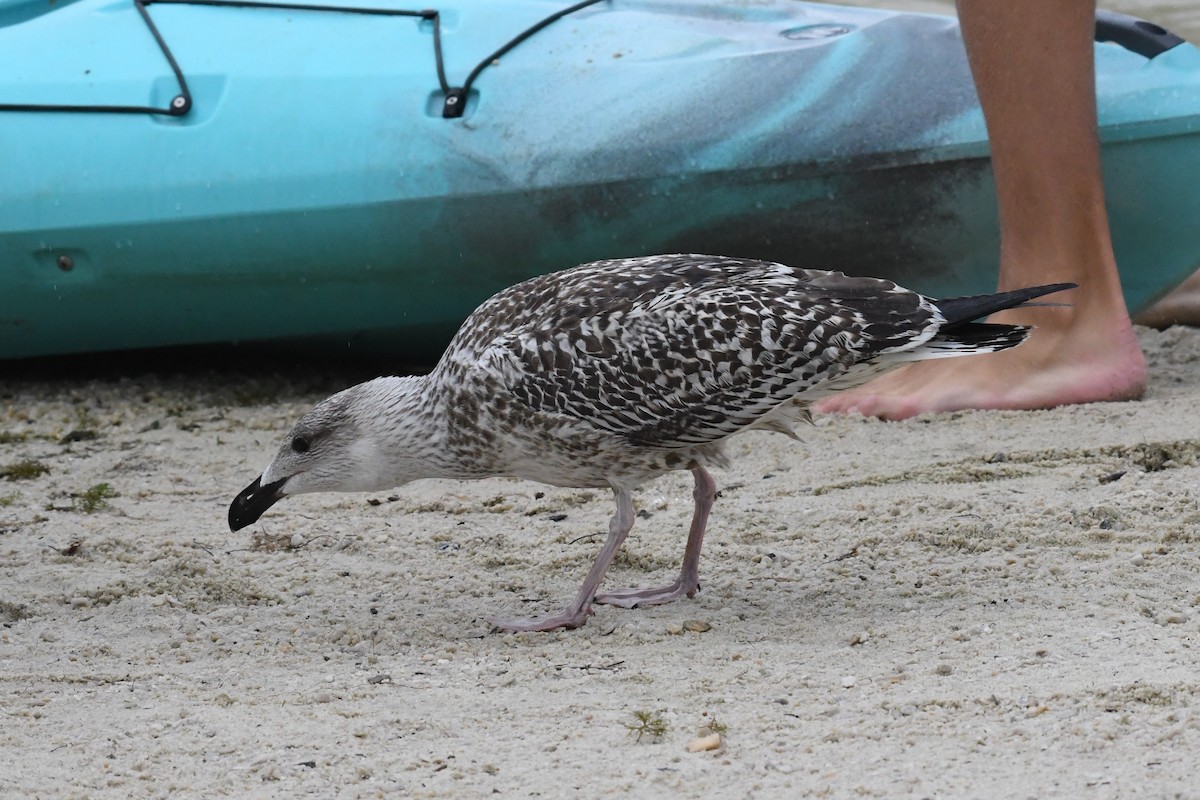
top-left (2, 325), bottom-right (1199, 798)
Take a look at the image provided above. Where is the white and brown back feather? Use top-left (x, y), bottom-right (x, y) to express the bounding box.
top-left (437, 255), bottom-right (961, 454)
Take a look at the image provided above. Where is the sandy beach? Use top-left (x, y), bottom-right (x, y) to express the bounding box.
top-left (0, 323), bottom-right (1197, 798)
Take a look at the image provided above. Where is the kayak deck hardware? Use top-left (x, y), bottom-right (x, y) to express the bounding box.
top-left (0, 0), bottom-right (609, 119)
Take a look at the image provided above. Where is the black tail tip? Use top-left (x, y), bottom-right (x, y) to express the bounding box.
top-left (938, 282), bottom-right (1079, 327)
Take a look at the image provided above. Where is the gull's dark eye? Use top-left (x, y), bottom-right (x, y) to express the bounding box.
top-left (291, 436), bottom-right (310, 454)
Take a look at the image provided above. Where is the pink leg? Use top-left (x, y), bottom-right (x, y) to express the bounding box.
top-left (595, 465), bottom-right (716, 609)
top-left (490, 487), bottom-right (635, 632)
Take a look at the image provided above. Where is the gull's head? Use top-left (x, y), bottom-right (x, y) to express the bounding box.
top-left (228, 380), bottom-right (406, 532)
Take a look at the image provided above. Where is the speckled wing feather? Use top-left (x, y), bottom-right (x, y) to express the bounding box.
top-left (451, 255), bottom-right (941, 448)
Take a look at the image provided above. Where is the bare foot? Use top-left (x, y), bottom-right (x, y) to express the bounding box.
top-left (1134, 270), bottom-right (1200, 329)
top-left (813, 305), bottom-right (1146, 420)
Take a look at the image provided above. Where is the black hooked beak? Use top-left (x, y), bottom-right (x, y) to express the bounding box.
top-left (228, 475), bottom-right (289, 531)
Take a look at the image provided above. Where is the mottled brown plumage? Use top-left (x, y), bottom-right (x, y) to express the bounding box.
top-left (229, 254), bottom-right (1073, 632)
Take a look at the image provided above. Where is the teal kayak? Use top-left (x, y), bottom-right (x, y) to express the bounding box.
top-left (2, 0), bottom-right (1199, 360)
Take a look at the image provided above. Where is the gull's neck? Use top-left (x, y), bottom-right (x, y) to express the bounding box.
top-left (351, 375), bottom-right (469, 485)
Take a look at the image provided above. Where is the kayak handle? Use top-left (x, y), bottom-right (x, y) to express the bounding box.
top-left (441, 0), bottom-right (607, 119)
top-left (1095, 10), bottom-right (1186, 59)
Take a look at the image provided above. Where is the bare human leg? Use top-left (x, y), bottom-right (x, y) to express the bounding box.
top-left (490, 486), bottom-right (636, 632)
top-left (815, 0), bottom-right (1146, 420)
top-left (595, 465), bottom-right (715, 608)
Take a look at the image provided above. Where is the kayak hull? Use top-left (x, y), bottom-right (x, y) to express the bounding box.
top-left (3, 0), bottom-right (1199, 360)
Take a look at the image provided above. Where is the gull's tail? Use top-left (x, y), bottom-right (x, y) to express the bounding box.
top-left (910, 282), bottom-right (1077, 361)
top-left (936, 282), bottom-right (1077, 328)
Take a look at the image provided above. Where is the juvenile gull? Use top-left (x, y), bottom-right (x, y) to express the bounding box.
top-left (228, 254), bottom-right (1073, 632)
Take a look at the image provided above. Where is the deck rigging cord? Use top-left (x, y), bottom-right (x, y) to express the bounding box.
top-left (0, 0), bottom-right (608, 118)
top-left (0, 3), bottom-right (1181, 118)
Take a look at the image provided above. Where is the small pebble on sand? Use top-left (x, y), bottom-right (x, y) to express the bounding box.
top-left (687, 733), bottom-right (721, 752)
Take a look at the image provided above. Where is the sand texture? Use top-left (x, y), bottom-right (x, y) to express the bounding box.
top-left (2, 326), bottom-right (1199, 798)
